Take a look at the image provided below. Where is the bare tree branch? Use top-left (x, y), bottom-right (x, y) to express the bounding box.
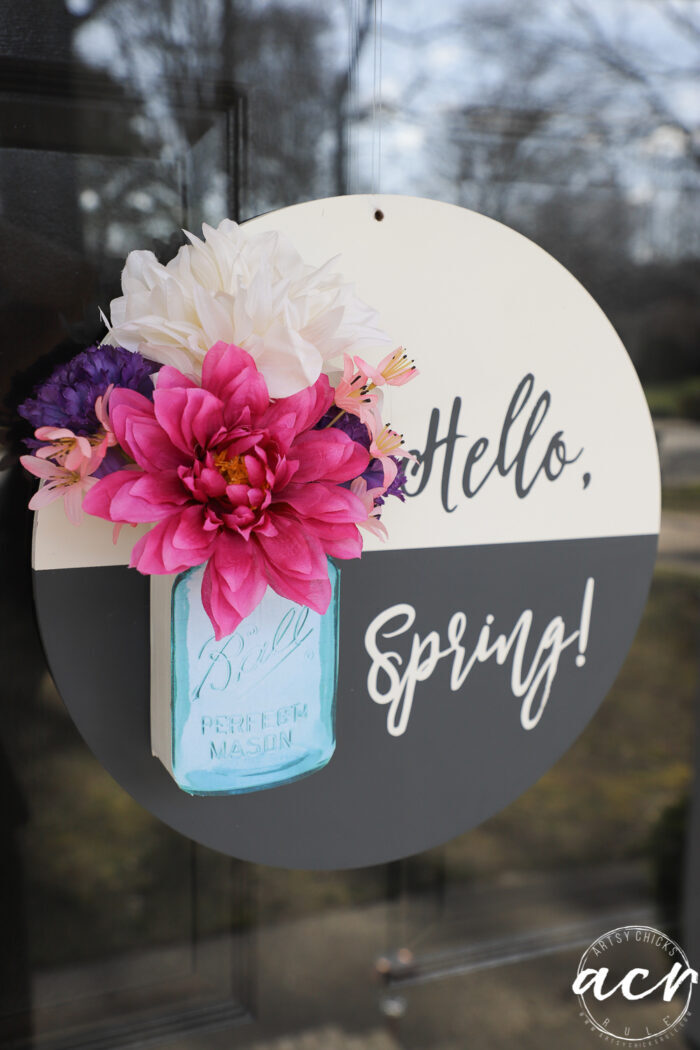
top-left (332, 0), bottom-right (374, 194)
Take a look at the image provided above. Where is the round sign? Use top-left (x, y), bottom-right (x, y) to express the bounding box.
top-left (32, 195), bottom-right (660, 868)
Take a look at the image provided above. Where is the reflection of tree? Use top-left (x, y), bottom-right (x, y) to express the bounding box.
top-left (73, 0), bottom-right (227, 262)
top-left (94, 0), bottom-right (221, 117)
top-left (429, 0), bottom-right (699, 213)
top-left (332, 0), bottom-right (374, 194)
top-left (73, 0), bottom-right (373, 242)
top-left (404, 0), bottom-right (700, 379)
top-left (229, 3), bottom-right (338, 211)
top-left (566, 0), bottom-right (700, 170)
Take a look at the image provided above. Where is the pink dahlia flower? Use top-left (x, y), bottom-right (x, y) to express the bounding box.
top-left (83, 342), bottom-right (370, 639)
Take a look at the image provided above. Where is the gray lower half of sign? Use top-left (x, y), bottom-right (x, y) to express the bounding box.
top-left (33, 534), bottom-right (657, 869)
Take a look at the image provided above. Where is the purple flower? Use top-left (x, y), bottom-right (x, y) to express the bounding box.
top-left (383, 459), bottom-right (408, 502)
top-left (19, 345), bottom-right (159, 437)
top-left (316, 407), bottom-right (371, 448)
top-left (315, 409), bottom-right (408, 504)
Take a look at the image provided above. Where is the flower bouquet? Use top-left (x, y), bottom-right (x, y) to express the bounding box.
top-left (20, 220), bottom-right (417, 795)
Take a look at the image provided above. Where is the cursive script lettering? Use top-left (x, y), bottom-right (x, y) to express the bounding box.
top-left (404, 374), bottom-right (584, 511)
top-left (192, 606), bottom-right (314, 701)
top-left (364, 578), bottom-right (594, 736)
top-left (572, 962), bottom-right (698, 1003)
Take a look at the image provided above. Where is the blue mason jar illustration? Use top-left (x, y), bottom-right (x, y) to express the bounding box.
top-left (163, 560), bottom-right (340, 795)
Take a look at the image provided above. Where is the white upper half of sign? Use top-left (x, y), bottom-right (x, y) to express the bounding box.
top-left (250, 195), bottom-right (660, 551)
top-left (33, 194), bottom-right (660, 570)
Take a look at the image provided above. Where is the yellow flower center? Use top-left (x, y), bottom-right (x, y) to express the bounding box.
top-left (381, 348), bottom-right (415, 381)
top-left (375, 426), bottom-right (403, 455)
top-left (214, 450), bottom-right (250, 485)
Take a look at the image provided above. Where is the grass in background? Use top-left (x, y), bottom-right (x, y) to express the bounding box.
top-left (662, 484), bottom-right (700, 512)
top-left (644, 377), bottom-right (700, 420)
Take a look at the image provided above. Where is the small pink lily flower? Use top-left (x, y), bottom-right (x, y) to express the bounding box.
top-left (34, 427), bottom-right (95, 470)
top-left (94, 384), bottom-right (119, 447)
top-left (20, 450), bottom-right (103, 525)
top-left (350, 478), bottom-right (388, 541)
top-left (333, 355), bottom-right (381, 429)
top-left (354, 346), bottom-right (418, 388)
top-left (369, 424), bottom-right (416, 487)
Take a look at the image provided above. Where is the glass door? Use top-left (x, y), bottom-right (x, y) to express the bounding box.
top-left (1, 2), bottom-right (698, 1047)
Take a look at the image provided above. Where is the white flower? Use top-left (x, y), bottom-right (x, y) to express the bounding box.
top-left (102, 218), bottom-right (390, 398)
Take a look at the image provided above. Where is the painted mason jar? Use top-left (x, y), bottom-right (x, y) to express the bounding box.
top-left (162, 560), bottom-right (340, 796)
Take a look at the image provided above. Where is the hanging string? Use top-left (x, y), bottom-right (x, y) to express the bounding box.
top-left (371, 0), bottom-right (383, 195)
top-left (351, 0), bottom-right (360, 192)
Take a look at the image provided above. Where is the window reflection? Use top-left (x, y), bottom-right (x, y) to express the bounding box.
top-left (0, 0), bottom-right (698, 1046)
